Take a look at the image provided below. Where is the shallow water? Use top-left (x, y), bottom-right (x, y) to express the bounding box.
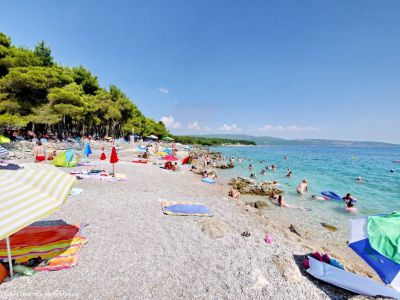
top-left (212, 145), bottom-right (400, 242)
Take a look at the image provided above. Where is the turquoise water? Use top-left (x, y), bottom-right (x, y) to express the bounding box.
top-left (212, 145), bottom-right (400, 241)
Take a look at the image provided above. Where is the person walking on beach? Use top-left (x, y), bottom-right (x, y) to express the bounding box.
top-left (296, 179), bottom-right (308, 194)
top-left (33, 141), bottom-right (46, 162)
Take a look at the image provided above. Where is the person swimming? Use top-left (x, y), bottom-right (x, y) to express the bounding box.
top-left (343, 193), bottom-right (358, 213)
top-left (311, 195), bottom-right (325, 201)
top-left (296, 179), bottom-right (308, 194)
top-left (248, 164), bottom-right (253, 170)
top-left (261, 169), bottom-right (266, 175)
top-left (285, 169), bottom-right (292, 178)
top-left (343, 193), bottom-right (356, 208)
top-left (250, 173), bottom-right (256, 179)
top-left (357, 176), bottom-right (362, 183)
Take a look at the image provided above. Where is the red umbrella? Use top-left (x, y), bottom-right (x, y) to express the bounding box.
top-left (162, 155), bottom-right (178, 161)
top-left (100, 147), bottom-right (106, 171)
top-left (110, 145), bottom-right (118, 176)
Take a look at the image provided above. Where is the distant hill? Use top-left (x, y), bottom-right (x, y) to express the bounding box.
top-left (197, 134), bottom-right (399, 147)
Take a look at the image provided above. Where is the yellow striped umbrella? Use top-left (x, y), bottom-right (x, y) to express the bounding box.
top-left (0, 135), bottom-right (10, 143)
top-left (0, 163), bottom-right (76, 276)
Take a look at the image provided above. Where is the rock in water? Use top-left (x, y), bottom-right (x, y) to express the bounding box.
top-left (229, 177), bottom-right (283, 196)
top-left (272, 255), bottom-right (302, 284)
top-left (321, 222), bottom-right (337, 232)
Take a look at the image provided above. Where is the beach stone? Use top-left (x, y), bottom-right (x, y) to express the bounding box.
top-left (272, 255), bottom-right (302, 284)
top-left (246, 200), bottom-right (269, 209)
top-left (229, 176), bottom-right (283, 196)
top-left (198, 218), bottom-right (229, 239)
top-left (251, 269), bottom-right (269, 290)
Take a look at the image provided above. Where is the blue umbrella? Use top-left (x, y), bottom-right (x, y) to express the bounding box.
top-left (349, 215), bottom-right (400, 291)
top-left (83, 143), bottom-right (92, 158)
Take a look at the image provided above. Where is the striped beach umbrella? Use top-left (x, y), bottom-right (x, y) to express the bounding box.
top-left (349, 215), bottom-right (400, 291)
top-left (0, 145), bottom-right (9, 158)
top-left (0, 163), bottom-right (76, 276)
top-left (0, 135), bottom-right (10, 144)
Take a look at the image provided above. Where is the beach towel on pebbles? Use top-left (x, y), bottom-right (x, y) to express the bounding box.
top-left (76, 173), bottom-right (128, 181)
top-left (161, 201), bottom-right (213, 217)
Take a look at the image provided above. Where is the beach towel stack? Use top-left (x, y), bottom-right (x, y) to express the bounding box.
top-left (0, 224), bottom-right (87, 271)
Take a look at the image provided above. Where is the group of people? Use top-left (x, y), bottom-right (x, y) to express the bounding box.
top-left (32, 141), bottom-right (57, 163)
top-left (226, 154), bottom-right (360, 213)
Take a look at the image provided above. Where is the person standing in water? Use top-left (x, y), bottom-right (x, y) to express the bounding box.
top-left (296, 179), bottom-right (308, 194)
top-left (33, 141), bottom-right (46, 162)
top-left (286, 168), bottom-right (293, 178)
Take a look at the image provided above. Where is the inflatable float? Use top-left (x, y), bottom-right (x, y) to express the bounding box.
top-left (201, 178), bottom-right (216, 184)
top-left (321, 191), bottom-right (358, 203)
top-left (321, 191), bottom-right (343, 201)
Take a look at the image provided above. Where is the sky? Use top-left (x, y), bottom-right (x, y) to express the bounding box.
top-left (1, 0), bottom-right (399, 143)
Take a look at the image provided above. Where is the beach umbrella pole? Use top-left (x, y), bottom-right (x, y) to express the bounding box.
top-left (6, 236), bottom-right (13, 277)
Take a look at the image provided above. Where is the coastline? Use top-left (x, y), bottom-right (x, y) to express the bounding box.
top-left (0, 145), bottom-right (379, 299)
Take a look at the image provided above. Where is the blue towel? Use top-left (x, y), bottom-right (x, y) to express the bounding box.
top-left (162, 202), bottom-right (213, 216)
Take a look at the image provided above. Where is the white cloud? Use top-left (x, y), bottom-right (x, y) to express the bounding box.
top-left (158, 87), bottom-right (169, 94)
top-left (219, 124), bottom-right (242, 132)
top-left (257, 124), bottom-right (319, 132)
top-left (187, 121), bottom-right (202, 131)
top-left (160, 115), bottom-right (181, 129)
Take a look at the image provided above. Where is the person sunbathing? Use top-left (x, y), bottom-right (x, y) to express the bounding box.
top-left (46, 150), bottom-right (57, 161)
top-left (164, 161), bottom-right (174, 171)
top-left (276, 195), bottom-right (310, 211)
top-left (229, 188), bottom-right (240, 199)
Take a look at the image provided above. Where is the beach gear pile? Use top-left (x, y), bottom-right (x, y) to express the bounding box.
top-left (52, 149), bottom-right (80, 167)
top-left (71, 169), bottom-right (128, 181)
top-left (304, 212), bottom-right (400, 298)
top-left (0, 163), bottom-right (79, 282)
top-left (349, 212), bottom-right (400, 291)
top-left (0, 224), bottom-right (87, 280)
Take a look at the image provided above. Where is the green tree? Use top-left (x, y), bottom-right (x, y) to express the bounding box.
top-left (71, 66), bottom-right (99, 95)
top-left (34, 41), bottom-right (53, 66)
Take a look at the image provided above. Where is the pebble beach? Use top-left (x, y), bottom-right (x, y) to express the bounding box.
top-left (0, 145), bottom-right (383, 300)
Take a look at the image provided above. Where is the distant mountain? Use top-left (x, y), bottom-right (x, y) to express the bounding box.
top-left (198, 134), bottom-right (399, 147)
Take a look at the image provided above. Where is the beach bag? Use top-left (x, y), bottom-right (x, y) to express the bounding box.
top-left (0, 263), bottom-right (8, 284)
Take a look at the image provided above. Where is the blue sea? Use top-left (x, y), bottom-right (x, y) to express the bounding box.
top-left (211, 145), bottom-right (400, 241)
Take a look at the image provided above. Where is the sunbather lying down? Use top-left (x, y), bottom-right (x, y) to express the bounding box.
top-left (273, 195), bottom-right (311, 211)
top-left (190, 165), bottom-right (203, 174)
top-left (229, 188), bottom-right (240, 199)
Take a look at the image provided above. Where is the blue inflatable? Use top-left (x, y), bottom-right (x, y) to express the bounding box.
top-left (201, 178), bottom-right (216, 184)
top-left (321, 191), bottom-right (343, 201)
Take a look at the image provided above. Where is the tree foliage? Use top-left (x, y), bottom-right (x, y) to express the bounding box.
top-left (172, 135), bottom-right (256, 146)
top-left (0, 32), bottom-right (168, 138)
